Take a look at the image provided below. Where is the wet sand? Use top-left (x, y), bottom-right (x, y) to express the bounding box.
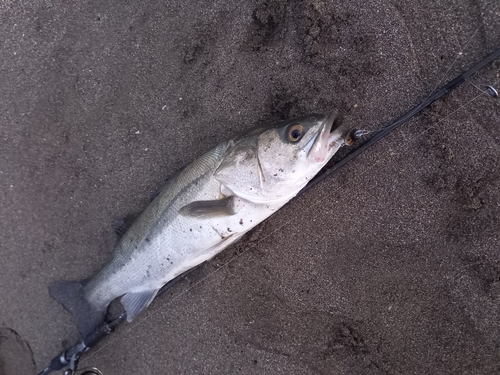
top-left (1, 1), bottom-right (499, 374)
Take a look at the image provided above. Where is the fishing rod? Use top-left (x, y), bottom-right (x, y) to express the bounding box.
top-left (36, 269), bottom-right (196, 375)
top-left (299, 45), bottom-right (500, 196)
top-left (36, 45), bottom-right (500, 375)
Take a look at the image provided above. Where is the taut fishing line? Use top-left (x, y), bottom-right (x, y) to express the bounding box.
top-left (38, 15), bottom-right (500, 375)
top-left (87, 44), bottom-right (499, 364)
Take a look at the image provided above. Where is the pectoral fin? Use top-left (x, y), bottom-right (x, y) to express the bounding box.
top-left (179, 197), bottom-right (236, 218)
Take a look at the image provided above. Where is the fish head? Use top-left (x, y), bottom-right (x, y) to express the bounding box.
top-left (215, 112), bottom-right (347, 204)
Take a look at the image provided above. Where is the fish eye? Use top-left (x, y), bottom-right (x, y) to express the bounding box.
top-left (287, 124), bottom-right (304, 142)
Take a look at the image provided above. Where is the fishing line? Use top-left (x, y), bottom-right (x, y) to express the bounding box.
top-left (39, 18), bottom-right (500, 375)
top-left (81, 77), bottom-right (500, 369)
top-left (82, 49), bottom-right (500, 368)
top-left (426, 26), bottom-right (481, 99)
top-left (299, 45), bottom-right (500, 196)
top-left (467, 80), bottom-right (500, 98)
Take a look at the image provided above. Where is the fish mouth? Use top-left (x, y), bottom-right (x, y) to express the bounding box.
top-left (306, 111), bottom-right (340, 163)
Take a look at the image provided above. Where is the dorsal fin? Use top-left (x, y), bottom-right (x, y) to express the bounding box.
top-left (150, 166), bottom-right (186, 202)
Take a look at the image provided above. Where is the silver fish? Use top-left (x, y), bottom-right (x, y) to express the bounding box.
top-left (50, 112), bottom-right (349, 336)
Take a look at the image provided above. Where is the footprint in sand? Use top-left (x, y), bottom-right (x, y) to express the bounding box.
top-left (0, 328), bottom-right (35, 375)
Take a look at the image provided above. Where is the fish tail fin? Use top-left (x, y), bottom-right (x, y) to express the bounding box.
top-left (49, 281), bottom-right (106, 337)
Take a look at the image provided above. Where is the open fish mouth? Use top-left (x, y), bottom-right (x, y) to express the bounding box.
top-left (306, 111), bottom-right (340, 163)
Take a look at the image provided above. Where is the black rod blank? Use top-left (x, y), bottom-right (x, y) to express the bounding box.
top-left (36, 45), bottom-right (500, 375)
top-left (299, 46), bottom-right (500, 196)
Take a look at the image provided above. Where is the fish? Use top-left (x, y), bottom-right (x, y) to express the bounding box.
top-left (49, 112), bottom-right (350, 337)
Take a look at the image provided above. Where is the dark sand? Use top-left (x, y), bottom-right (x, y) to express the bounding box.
top-left (1, 1), bottom-right (499, 374)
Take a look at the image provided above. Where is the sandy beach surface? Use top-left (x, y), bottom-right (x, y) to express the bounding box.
top-left (1, 1), bottom-right (499, 374)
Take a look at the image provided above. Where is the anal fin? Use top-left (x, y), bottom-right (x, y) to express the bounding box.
top-left (121, 289), bottom-right (159, 322)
